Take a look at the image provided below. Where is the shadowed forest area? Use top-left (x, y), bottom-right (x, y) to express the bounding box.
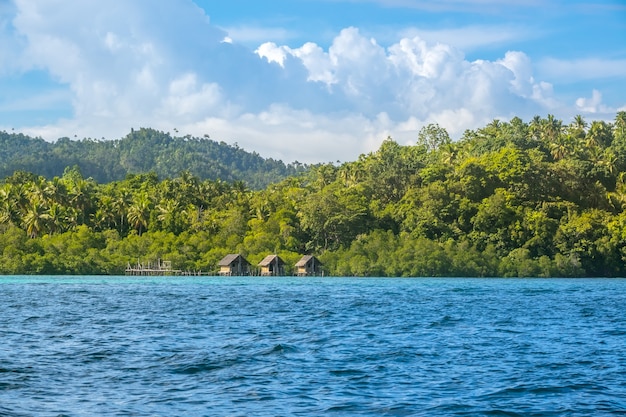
top-left (0, 128), bottom-right (306, 190)
top-left (1, 112), bottom-right (626, 277)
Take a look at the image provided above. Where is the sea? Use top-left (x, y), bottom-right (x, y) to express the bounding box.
top-left (0, 276), bottom-right (625, 416)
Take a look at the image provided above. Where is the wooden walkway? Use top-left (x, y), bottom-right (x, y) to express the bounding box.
top-left (125, 259), bottom-right (181, 276)
top-left (125, 259), bottom-right (215, 276)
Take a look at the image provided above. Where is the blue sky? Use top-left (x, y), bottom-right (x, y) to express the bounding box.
top-left (1, 0), bottom-right (625, 163)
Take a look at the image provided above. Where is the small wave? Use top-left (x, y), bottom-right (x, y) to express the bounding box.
top-left (172, 361), bottom-right (224, 375)
top-left (429, 315), bottom-right (461, 327)
top-left (325, 402), bottom-right (363, 412)
top-left (595, 399), bottom-right (626, 413)
top-left (478, 409), bottom-right (525, 416)
top-left (167, 351), bottom-right (246, 375)
top-left (67, 289), bottom-right (91, 294)
top-left (580, 307), bottom-right (596, 317)
top-left (482, 382), bottom-right (605, 401)
top-left (0, 406), bottom-right (29, 417)
top-left (520, 288), bottom-right (557, 296)
top-left (329, 369), bottom-right (367, 377)
top-left (603, 329), bottom-right (626, 336)
top-left (426, 402), bottom-right (527, 417)
top-left (0, 382), bottom-right (20, 390)
top-left (0, 366), bottom-right (33, 374)
top-left (82, 350), bottom-right (114, 363)
top-left (495, 328), bottom-right (524, 334)
top-left (261, 343), bottom-right (298, 355)
top-left (3, 277), bottom-right (626, 416)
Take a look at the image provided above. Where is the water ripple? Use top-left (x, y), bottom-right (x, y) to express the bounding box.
top-left (0, 277), bottom-right (625, 415)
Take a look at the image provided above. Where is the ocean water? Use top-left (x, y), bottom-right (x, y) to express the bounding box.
top-left (0, 277), bottom-right (625, 416)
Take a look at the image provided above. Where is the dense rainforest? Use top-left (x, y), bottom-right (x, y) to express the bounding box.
top-left (0, 128), bottom-right (306, 189)
top-left (1, 112), bottom-right (626, 277)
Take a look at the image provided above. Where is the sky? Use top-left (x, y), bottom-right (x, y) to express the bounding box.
top-left (1, 0), bottom-right (625, 163)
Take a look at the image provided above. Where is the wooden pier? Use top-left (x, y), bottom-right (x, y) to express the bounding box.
top-left (125, 259), bottom-right (182, 276)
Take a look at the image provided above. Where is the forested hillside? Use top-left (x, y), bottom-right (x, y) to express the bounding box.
top-left (1, 113), bottom-right (626, 277)
top-left (0, 128), bottom-right (307, 189)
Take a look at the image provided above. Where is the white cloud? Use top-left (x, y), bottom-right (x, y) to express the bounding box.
top-left (3, 0), bottom-right (623, 164)
top-left (575, 89), bottom-right (610, 114)
top-left (259, 27), bottom-right (556, 123)
top-left (159, 73), bottom-right (224, 121)
top-left (256, 42), bottom-right (290, 67)
top-left (185, 105), bottom-right (390, 162)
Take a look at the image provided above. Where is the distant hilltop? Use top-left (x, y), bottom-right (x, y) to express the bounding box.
top-left (0, 128), bottom-right (310, 190)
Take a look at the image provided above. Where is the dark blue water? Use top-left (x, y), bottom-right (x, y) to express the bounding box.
top-left (1, 277), bottom-right (625, 416)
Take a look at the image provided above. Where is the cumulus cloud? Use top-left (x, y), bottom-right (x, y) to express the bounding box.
top-left (575, 89), bottom-right (611, 114)
top-left (3, 0), bottom-right (620, 163)
top-left (185, 105), bottom-right (391, 163)
top-left (257, 27), bottom-right (556, 125)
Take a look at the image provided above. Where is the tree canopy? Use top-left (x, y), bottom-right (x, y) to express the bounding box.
top-left (0, 128), bottom-right (308, 190)
top-left (2, 112), bottom-right (626, 277)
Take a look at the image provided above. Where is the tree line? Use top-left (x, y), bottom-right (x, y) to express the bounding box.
top-left (0, 128), bottom-right (307, 190)
top-left (1, 112), bottom-right (626, 277)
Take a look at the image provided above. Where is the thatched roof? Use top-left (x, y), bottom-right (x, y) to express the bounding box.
top-left (259, 254), bottom-right (284, 266)
top-left (295, 255), bottom-right (321, 267)
top-left (218, 254), bottom-right (249, 266)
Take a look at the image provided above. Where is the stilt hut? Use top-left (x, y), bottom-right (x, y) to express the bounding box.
top-left (295, 255), bottom-right (323, 276)
top-left (258, 254), bottom-right (285, 276)
top-left (218, 254), bottom-right (250, 276)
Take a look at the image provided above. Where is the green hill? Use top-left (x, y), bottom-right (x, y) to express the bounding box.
top-left (0, 128), bottom-right (307, 189)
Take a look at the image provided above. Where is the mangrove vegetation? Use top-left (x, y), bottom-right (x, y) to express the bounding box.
top-left (2, 112), bottom-right (626, 277)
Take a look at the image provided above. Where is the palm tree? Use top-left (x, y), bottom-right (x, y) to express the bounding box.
top-left (112, 189), bottom-right (132, 234)
top-left (614, 111), bottom-right (626, 141)
top-left (10, 183), bottom-right (30, 215)
top-left (0, 184), bottom-right (19, 226)
top-left (47, 202), bottom-right (68, 234)
top-left (46, 177), bottom-right (68, 206)
top-left (568, 115), bottom-right (587, 142)
top-left (156, 199), bottom-right (183, 233)
top-left (572, 114), bottom-right (587, 131)
top-left (27, 177), bottom-right (49, 204)
top-left (484, 119), bottom-right (503, 139)
top-left (22, 200), bottom-right (50, 238)
top-left (607, 172), bottom-right (626, 211)
top-left (127, 193), bottom-right (151, 235)
top-left (93, 195), bottom-right (118, 231)
top-left (542, 114), bottom-right (563, 143)
top-left (587, 121), bottom-right (613, 149)
top-left (175, 171), bottom-right (201, 206)
top-left (440, 142), bottom-right (458, 165)
top-left (529, 115), bottom-right (543, 141)
top-left (549, 134), bottom-right (574, 161)
top-left (67, 178), bottom-right (95, 226)
top-left (601, 149), bottom-right (618, 176)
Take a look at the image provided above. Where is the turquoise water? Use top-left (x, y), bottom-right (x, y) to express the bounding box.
top-left (1, 276), bottom-right (625, 416)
